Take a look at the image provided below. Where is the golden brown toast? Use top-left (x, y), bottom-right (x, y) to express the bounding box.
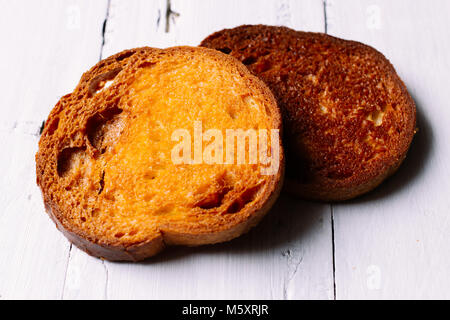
top-left (36, 46), bottom-right (284, 261)
top-left (201, 25), bottom-right (416, 201)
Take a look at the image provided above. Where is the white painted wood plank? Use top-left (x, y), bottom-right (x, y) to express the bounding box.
top-left (326, 0), bottom-right (450, 299)
top-left (103, 195), bottom-right (333, 300)
top-left (69, 0), bottom-right (334, 300)
top-left (0, 0), bottom-right (107, 299)
top-left (101, 0), bottom-right (326, 57)
top-left (62, 247), bottom-right (108, 299)
top-left (169, 0), bottom-right (325, 46)
top-left (101, 0), bottom-right (165, 58)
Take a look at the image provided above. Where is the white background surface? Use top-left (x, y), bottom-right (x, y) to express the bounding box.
top-left (0, 0), bottom-right (449, 299)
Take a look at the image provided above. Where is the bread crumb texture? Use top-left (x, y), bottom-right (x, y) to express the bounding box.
top-left (201, 25), bottom-right (416, 201)
top-left (36, 46), bottom-right (283, 260)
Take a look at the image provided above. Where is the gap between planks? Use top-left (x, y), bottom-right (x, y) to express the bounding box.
top-left (322, 0), bottom-right (337, 300)
top-left (322, 0), bottom-right (336, 300)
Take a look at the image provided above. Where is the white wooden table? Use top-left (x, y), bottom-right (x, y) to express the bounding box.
top-left (1, 0), bottom-right (449, 300)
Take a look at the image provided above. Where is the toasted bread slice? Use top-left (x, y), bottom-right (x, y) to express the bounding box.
top-left (36, 46), bottom-right (284, 261)
top-left (201, 25), bottom-right (416, 201)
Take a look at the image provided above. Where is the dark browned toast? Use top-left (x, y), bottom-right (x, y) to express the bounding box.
top-left (201, 25), bottom-right (416, 201)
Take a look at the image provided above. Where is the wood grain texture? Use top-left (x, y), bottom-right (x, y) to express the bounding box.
top-left (0, 0), bottom-right (107, 299)
top-left (326, 0), bottom-right (450, 299)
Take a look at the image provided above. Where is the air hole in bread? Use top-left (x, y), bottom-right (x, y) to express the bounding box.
top-left (264, 105), bottom-right (272, 117)
top-left (226, 185), bottom-right (260, 214)
top-left (86, 106), bottom-right (124, 154)
top-left (217, 47), bottom-right (232, 54)
top-left (366, 109), bottom-right (385, 126)
top-left (114, 232), bottom-right (125, 238)
top-left (45, 117), bottom-right (59, 136)
top-left (98, 171), bottom-right (105, 194)
top-left (242, 56), bottom-right (257, 65)
top-left (138, 61), bottom-right (156, 68)
top-left (88, 67), bottom-right (122, 96)
top-left (227, 200), bottom-right (241, 214)
top-left (196, 187), bottom-right (231, 210)
top-left (240, 185), bottom-right (261, 204)
top-left (115, 51), bottom-right (135, 61)
top-left (57, 147), bottom-right (87, 177)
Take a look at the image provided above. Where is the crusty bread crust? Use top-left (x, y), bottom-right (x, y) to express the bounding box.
top-left (36, 46), bottom-right (284, 261)
top-left (201, 25), bottom-right (416, 201)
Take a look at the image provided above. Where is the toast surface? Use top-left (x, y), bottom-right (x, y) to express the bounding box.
top-left (36, 46), bottom-right (283, 261)
top-left (201, 25), bottom-right (416, 201)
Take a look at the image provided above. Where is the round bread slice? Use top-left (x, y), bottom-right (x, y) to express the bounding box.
top-left (36, 46), bottom-right (284, 261)
top-left (201, 25), bottom-right (416, 201)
